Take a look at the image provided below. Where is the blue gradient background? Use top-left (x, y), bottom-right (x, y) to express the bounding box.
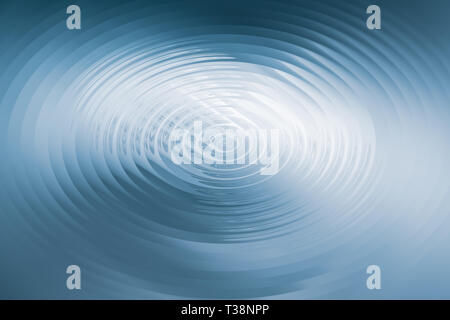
top-left (0, 0), bottom-right (449, 299)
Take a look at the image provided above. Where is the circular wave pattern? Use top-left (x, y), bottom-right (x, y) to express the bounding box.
top-left (0, 0), bottom-right (449, 298)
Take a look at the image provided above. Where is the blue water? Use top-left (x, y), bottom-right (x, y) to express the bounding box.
top-left (0, 0), bottom-right (449, 299)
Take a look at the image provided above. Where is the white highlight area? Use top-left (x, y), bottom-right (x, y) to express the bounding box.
top-left (66, 39), bottom-right (377, 201)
